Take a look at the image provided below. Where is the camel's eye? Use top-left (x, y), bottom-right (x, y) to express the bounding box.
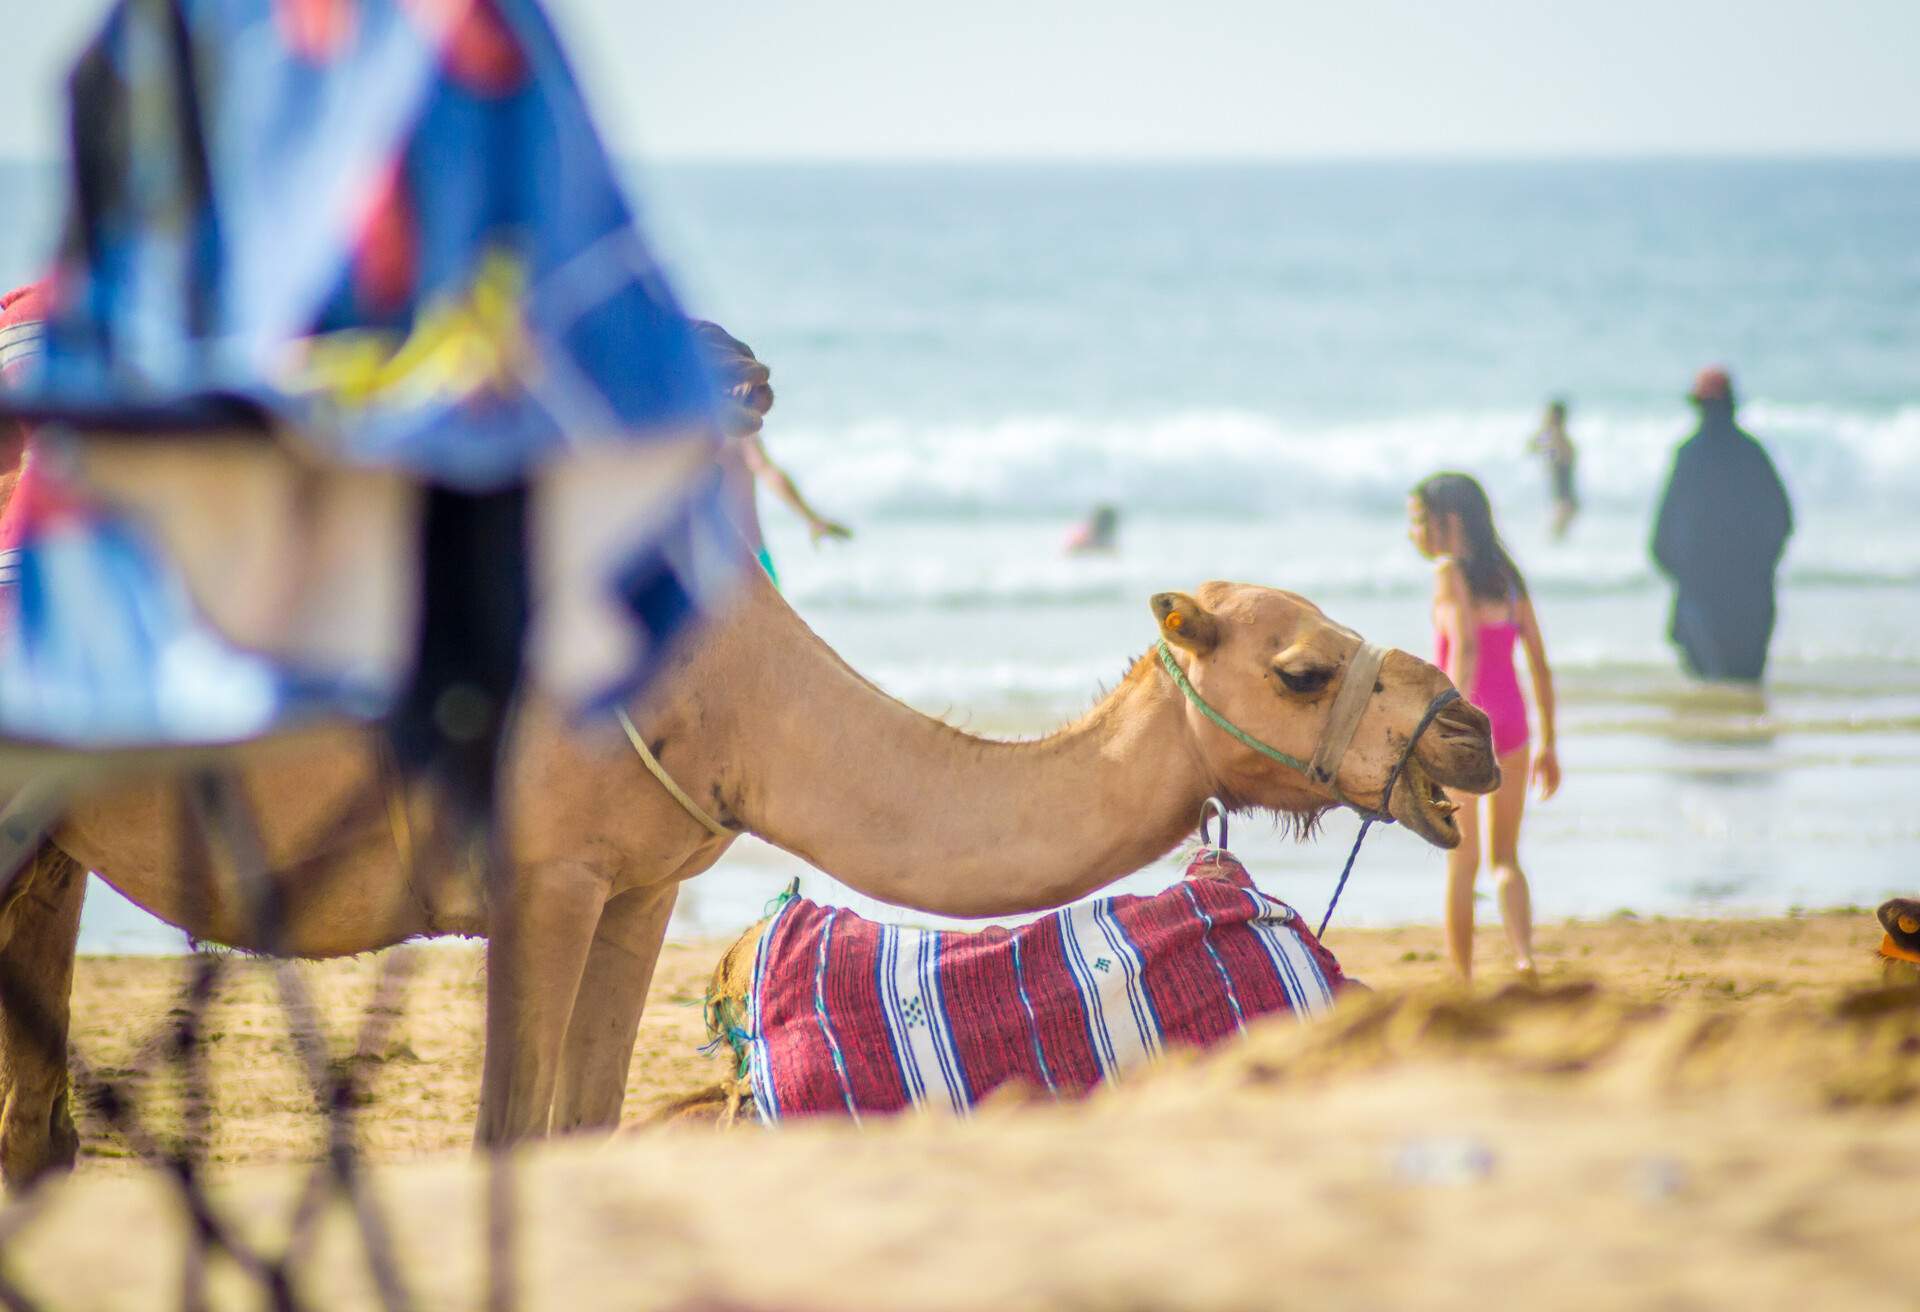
top-left (1274, 663), bottom-right (1334, 695)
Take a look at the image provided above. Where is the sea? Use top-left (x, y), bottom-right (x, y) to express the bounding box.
top-left (2, 158), bottom-right (1917, 952)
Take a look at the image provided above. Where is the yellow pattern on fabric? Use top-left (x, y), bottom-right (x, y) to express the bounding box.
top-left (290, 250), bottom-right (536, 409)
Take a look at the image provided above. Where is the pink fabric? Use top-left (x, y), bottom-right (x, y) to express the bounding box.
top-left (0, 460), bottom-right (37, 553)
top-left (0, 280), bottom-right (51, 635)
top-left (744, 851), bottom-right (1348, 1120)
top-left (1436, 619), bottom-right (1528, 757)
top-left (0, 280), bottom-right (49, 473)
top-left (0, 283), bottom-right (48, 323)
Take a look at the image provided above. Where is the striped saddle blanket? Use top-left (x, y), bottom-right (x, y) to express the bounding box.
top-left (724, 849), bottom-right (1348, 1122)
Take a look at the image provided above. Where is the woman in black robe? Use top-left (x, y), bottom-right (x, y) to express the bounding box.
top-left (1651, 368), bottom-right (1794, 682)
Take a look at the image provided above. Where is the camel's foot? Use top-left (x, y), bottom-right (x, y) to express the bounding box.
top-left (471, 1112), bottom-right (545, 1152)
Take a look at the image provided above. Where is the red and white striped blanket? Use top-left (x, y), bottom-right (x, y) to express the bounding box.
top-left (727, 849), bottom-right (1348, 1122)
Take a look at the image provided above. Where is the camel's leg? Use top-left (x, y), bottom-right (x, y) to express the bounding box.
top-left (550, 882), bottom-right (679, 1134)
top-left (0, 847), bottom-right (86, 1190)
top-left (474, 859), bottom-right (611, 1146)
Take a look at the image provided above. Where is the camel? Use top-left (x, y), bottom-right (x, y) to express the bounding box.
top-left (0, 566), bottom-right (1497, 1186)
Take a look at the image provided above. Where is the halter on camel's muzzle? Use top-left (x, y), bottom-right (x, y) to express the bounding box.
top-left (1156, 639), bottom-right (1461, 937)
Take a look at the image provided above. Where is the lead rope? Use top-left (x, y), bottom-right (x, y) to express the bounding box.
top-left (1198, 796), bottom-right (1228, 857)
top-left (1316, 687), bottom-right (1460, 939)
top-left (1160, 639), bottom-right (1462, 940)
top-left (616, 708), bottom-right (734, 838)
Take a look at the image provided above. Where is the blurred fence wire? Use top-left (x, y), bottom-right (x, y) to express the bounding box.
top-left (0, 761), bottom-right (522, 1312)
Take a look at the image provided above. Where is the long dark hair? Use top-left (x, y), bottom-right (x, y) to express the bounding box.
top-left (1413, 472), bottom-right (1528, 602)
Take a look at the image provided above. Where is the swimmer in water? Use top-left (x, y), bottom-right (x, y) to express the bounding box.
top-left (1409, 472), bottom-right (1561, 981)
top-left (1527, 397), bottom-right (1579, 539)
top-left (1064, 503), bottom-right (1120, 555)
top-left (692, 321), bottom-right (852, 586)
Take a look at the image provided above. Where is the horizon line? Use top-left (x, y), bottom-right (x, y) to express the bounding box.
top-left (5, 148), bottom-right (1920, 169)
top-left (633, 149), bottom-right (1920, 170)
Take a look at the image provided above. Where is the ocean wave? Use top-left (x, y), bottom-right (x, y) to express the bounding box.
top-left (790, 568), bottom-right (1920, 613)
top-left (780, 539), bottom-right (1651, 612)
top-left (781, 545), bottom-right (1920, 613)
top-left (855, 651), bottom-right (1920, 720)
top-left (768, 403), bottom-right (1920, 519)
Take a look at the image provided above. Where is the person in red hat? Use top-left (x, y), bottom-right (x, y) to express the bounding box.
top-left (1650, 366), bottom-right (1794, 681)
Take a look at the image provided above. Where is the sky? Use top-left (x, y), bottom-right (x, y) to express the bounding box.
top-left (5, 1), bottom-right (1920, 161)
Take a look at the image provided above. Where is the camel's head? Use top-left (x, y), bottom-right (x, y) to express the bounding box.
top-left (1151, 582), bottom-right (1499, 848)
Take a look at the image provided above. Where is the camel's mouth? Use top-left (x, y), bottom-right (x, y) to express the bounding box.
top-left (1389, 755), bottom-right (1462, 849)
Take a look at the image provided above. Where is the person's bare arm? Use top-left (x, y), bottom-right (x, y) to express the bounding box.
top-left (689, 320), bottom-right (851, 544)
top-left (1435, 559), bottom-right (1477, 696)
top-left (1517, 594), bottom-right (1560, 799)
top-left (739, 433), bottom-right (851, 542)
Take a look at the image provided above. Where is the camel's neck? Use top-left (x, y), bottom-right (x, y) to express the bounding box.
top-left (698, 576), bottom-right (1215, 919)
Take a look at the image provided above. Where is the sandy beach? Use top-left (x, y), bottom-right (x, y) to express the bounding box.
top-left (7, 910), bottom-right (1914, 1308)
top-left (0, 6), bottom-right (1915, 1307)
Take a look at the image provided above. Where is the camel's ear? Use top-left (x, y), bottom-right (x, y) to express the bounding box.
top-left (1152, 592), bottom-right (1218, 655)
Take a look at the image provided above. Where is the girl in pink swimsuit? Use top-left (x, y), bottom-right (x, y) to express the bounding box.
top-left (1408, 473), bottom-right (1561, 981)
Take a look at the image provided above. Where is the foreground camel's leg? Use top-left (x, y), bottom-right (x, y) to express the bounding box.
top-left (475, 859), bottom-right (612, 1146)
top-left (550, 882), bottom-right (679, 1134)
top-left (1486, 742), bottom-right (1535, 975)
top-left (0, 847), bottom-right (87, 1189)
top-left (1443, 788), bottom-right (1483, 980)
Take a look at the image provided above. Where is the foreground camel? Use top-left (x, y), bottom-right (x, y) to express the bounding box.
top-left (0, 569), bottom-right (1497, 1184)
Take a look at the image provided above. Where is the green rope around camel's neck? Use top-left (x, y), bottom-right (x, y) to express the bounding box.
top-left (1155, 640), bottom-right (1315, 775)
